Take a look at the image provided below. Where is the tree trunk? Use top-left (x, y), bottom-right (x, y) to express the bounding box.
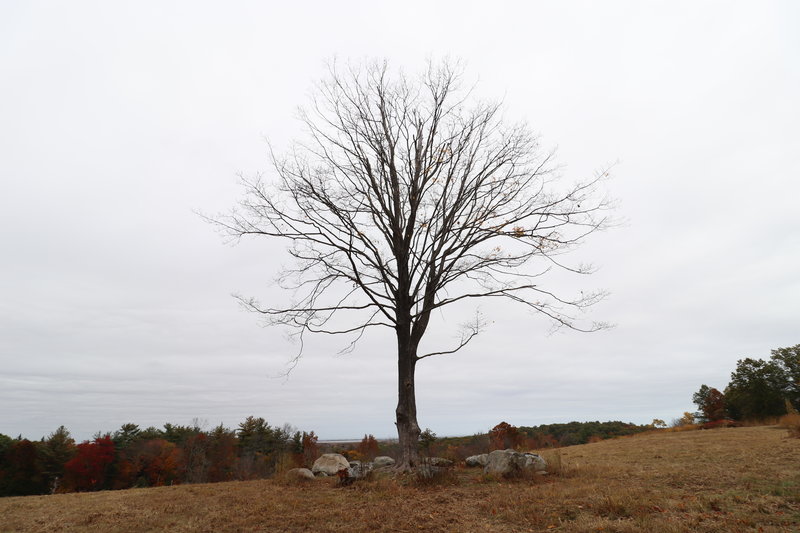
top-left (395, 331), bottom-right (420, 471)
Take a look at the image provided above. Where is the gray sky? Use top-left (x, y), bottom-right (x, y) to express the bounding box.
top-left (2, 1), bottom-right (798, 442)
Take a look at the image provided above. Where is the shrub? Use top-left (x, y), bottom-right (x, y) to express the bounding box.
top-left (699, 419), bottom-right (740, 430)
top-left (489, 422), bottom-right (522, 451)
top-left (418, 428), bottom-right (437, 456)
top-left (779, 413), bottom-right (800, 439)
top-left (356, 435), bottom-right (379, 461)
top-left (300, 431), bottom-right (319, 468)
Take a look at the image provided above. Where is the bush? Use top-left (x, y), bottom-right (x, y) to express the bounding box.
top-left (699, 419), bottom-right (740, 430)
top-left (489, 422), bottom-right (522, 451)
top-left (356, 435), bottom-right (379, 461)
top-left (779, 413), bottom-right (800, 439)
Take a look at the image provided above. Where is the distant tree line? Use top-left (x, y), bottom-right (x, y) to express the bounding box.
top-left (517, 420), bottom-right (652, 447)
top-left (692, 344), bottom-right (799, 423)
top-left (0, 417), bottom-right (319, 497)
top-left (424, 420), bottom-right (653, 462)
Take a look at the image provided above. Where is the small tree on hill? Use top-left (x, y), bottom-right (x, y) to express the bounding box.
top-left (301, 431), bottom-right (319, 467)
top-left (357, 434), bottom-right (380, 461)
top-left (489, 421), bottom-right (522, 450)
top-left (418, 428), bottom-right (437, 456)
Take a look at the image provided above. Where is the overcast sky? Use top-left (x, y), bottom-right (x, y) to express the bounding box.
top-left (2, 1), bottom-right (798, 442)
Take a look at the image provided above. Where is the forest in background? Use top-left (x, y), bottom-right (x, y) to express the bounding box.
top-left (2, 344), bottom-right (796, 498)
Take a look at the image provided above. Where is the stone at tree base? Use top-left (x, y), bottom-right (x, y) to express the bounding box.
top-left (312, 453), bottom-right (351, 476)
top-left (347, 460), bottom-right (372, 479)
top-left (285, 468), bottom-right (315, 481)
top-left (484, 449), bottom-right (548, 476)
top-left (424, 457), bottom-right (454, 467)
top-left (416, 464), bottom-right (443, 479)
top-left (373, 456), bottom-right (396, 468)
top-left (465, 454), bottom-right (489, 467)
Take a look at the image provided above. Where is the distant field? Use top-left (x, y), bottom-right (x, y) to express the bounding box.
top-left (1, 426), bottom-right (798, 532)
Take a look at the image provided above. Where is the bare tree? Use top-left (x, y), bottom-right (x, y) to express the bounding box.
top-left (208, 59), bottom-right (611, 470)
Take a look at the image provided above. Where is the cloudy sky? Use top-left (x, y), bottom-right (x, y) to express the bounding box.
top-left (2, 1), bottom-right (798, 442)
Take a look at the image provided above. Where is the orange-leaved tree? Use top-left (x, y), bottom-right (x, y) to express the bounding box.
top-left (489, 422), bottom-right (523, 451)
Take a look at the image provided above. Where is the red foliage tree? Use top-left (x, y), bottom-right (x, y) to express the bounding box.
top-left (207, 427), bottom-right (238, 483)
top-left (489, 422), bottom-right (522, 451)
top-left (703, 388), bottom-right (727, 422)
top-left (63, 436), bottom-right (115, 491)
top-left (356, 434), bottom-right (380, 461)
top-left (139, 439), bottom-right (183, 486)
top-left (300, 431), bottom-right (319, 468)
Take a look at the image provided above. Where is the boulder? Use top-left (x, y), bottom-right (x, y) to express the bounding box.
top-left (424, 457), bottom-right (454, 467)
top-left (312, 453), bottom-right (351, 476)
top-left (522, 452), bottom-right (546, 471)
top-left (465, 454), bottom-right (489, 467)
top-left (373, 456), bottom-right (396, 468)
top-left (347, 460), bottom-right (372, 479)
top-left (285, 467), bottom-right (315, 481)
top-left (416, 463), bottom-right (443, 479)
top-left (484, 449), bottom-right (547, 477)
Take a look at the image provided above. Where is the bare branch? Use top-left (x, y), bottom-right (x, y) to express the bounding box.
top-left (204, 58), bottom-right (612, 359)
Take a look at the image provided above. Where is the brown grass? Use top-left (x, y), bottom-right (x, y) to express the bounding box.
top-left (1, 426), bottom-right (798, 532)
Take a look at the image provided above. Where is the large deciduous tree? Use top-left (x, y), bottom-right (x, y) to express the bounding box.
top-left (692, 384), bottom-right (727, 422)
top-left (724, 358), bottom-right (788, 420)
top-left (210, 60), bottom-right (611, 470)
top-left (770, 344), bottom-right (799, 410)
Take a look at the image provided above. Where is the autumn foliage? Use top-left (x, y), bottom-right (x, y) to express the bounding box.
top-left (63, 436), bottom-right (115, 492)
top-left (0, 417), bottom-right (320, 497)
top-left (356, 434), bottom-right (380, 461)
top-left (489, 422), bottom-right (523, 451)
top-left (0, 417), bottom-right (661, 498)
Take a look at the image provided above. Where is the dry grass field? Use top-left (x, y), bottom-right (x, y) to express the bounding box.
top-left (1, 426), bottom-right (798, 532)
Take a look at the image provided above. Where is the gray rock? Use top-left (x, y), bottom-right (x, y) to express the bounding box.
top-left (373, 456), bottom-right (395, 468)
top-left (347, 460), bottom-right (372, 479)
top-left (416, 463), bottom-right (442, 479)
top-left (424, 457), bottom-right (454, 467)
top-left (522, 452), bottom-right (547, 471)
top-left (465, 454), bottom-right (489, 467)
top-left (484, 449), bottom-right (548, 477)
top-left (312, 453), bottom-right (351, 476)
top-left (285, 467), bottom-right (315, 481)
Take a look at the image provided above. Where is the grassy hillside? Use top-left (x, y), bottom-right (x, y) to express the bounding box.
top-left (1, 426), bottom-right (798, 532)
